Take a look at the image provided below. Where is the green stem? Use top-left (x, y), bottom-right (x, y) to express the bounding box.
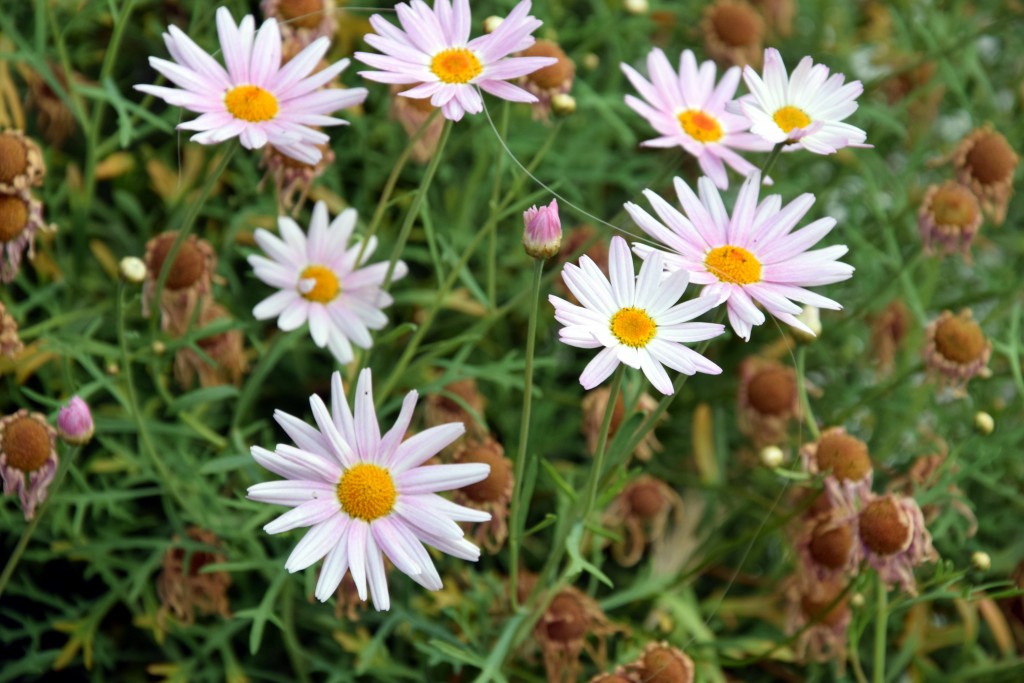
top-left (487, 103), bottom-right (510, 310)
top-left (796, 346), bottom-right (821, 440)
top-left (508, 259), bottom-right (545, 608)
top-left (760, 141), bottom-right (786, 179)
top-left (874, 577), bottom-right (889, 683)
top-left (380, 119), bottom-right (453, 294)
top-left (0, 445), bottom-right (80, 602)
top-left (582, 366), bottom-right (625, 520)
top-left (150, 146), bottom-right (236, 335)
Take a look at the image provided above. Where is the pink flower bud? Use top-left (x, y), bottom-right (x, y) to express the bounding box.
top-left (522, 199), bottom-right (562, 260)
top-left (57, 396), bottom-right (94, 445)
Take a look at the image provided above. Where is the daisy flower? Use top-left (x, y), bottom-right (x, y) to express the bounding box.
top-left (626, 172), bottom-right (854, 341)
top-left (355, 0), bottom-right (558, 122)
top-left (136, 7), bottom-right (367, 164)
top-left (622, 48), bottom-right (771, 190)
top-left (739, 48), bottom-right (868, 154)
top-left (549, 236), bottom-right (724, 396)
top-left (248, 369), bottom-right (491, 610)
top-left (248, 201), bottom-right (406, 363)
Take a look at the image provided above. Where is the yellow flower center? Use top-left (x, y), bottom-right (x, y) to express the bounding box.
top-left (336, 463), bottom-right (397, 521)
top-left (430, 48), bottom-right (483, 84)
top-left (224, 85), bottom-right (279, 122)
top-left (705, 245), bottom-right (762, 285)
top-left (610, 307), bottom-right (657, 348)
top-left (678, 109), bottom-right (724, 143)
top-left (298, 264), bottom-right (340, 303)
top-left (773, 105), bottom-right (811, 134)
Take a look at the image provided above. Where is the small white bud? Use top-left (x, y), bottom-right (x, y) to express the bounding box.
top-left (973, 411), bottom-right (994, 435)
top-left (971, 551), bottom-right (991, 571)
top-left (792, 306), bottom-right (822, 343)
top-left (483, 16), bottom-right (503, 33)
top-left (759, 445), bottom-right (784, 468)
top-left (624, 0), bottom-right (649, 15)
top-left (118, 256), bottom-right (147, 284)
top-left (551, 93), bottom-right (576, 116)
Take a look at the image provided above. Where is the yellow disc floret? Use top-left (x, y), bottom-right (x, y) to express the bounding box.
top-left (610, 307), bottom-right (657, 348)
top-left (705, 245), bottom-right (762, 285)
top-left (430, 48), bottom-right (483, 84)
top-left (773, 105), bottom-right (811, 134)
top-left (336, 463), bottom-right (398, 521)
top-left (224, 85), bottom-right (280, 122)
top-left (678, 109), bottom-right (724, 143)
top-left (298, 265), bottom-right (341, 303)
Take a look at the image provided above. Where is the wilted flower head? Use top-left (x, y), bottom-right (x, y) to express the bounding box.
top-left (0, 301), bottom-right (24, 359)
top-left (170, 302), bottom-right (249, 389)
top-left (786, 577), bottom-right (851, 665)
top-left (740, 48), bottom-right (868, 154)
top-left (248, 201), bottom-right (406, 364)
top-left (625, 642), bottom-right (695, 683)
top-left (19, 63), bottom-right (79, 147)
top-left (355, 0), bottom-right (558, 122)
top-left (856, 492), bottom-right (937, 594)
top-left (952, 125), bottom-right (1018, 225)
top-left (0, 410), bottom-right (58, 520)
top-left (259, 140), bottom-right (335, 213)
top-left (919, 181), bottom-right (982, 259)
top-left (0, 129), bottom-right (46, 190)
top-left (157, 527), bottom-right (232, 625)
top-left (737, 357), bottom-right (800, 447)
top-left (523, 198), bottom-right (562, 259)
top-left (800, 427), bottom-right (874, 506)
top-left (0, 186), bottom-right (48, 283)
top-left (136, 7), bottom-right (367, 163)
top-left (603, 475), bottom-right (684, 567)
top-left (143, 231), bottom-right (217, 331)
top-left (519, 39), bottom-right (575, 119)
top-left (581, 386), bottom-right (663, 462)
top-left (627, 172), bottom-right (853, 341)
top-left (796, 508), bottom-right (858, 582)
top-left (621, 48), bottom-right (770, 190)
top-left (247, 369), bottom-right (492, 611)
top-left (57, 396), bottom-right (94, 445)
top-left (262, 0), bottom-right (337, 48)
top-left (534, 586), bottom-right (618, 683)
top-left (424, 377), bottom-right (488, 444)
top-left (451, 436), bottom-right (513, 552)
top-left (924, 309), bottom-right (991, 394)
top-left (701, 0), bottom-right (765, 69)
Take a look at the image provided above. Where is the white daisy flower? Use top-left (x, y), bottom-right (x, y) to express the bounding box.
top-left (354, 0), bottom-right (558, 122)
top-left (549, 236), bottom-right (724, 396)
top-left (248, 201), bottom-right (406, 363)
top-left (135, 7), bottom-right (367, 163)
top-left (622, 48), bottom-right (771, 190)
top-left (738, 48), bottom-right (868, 154)
top-left (625, 172), bottom-right (854, 341)
top-left (249, 369), bottom-right (492, 611)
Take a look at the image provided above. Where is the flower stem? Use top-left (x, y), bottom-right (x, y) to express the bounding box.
top-left (509, 259), bottom-right (545, 608)
top-left (380, 119), bottom-right (453, 294)
top-left (0, 445), bottom-right (79, 602)
top-left (796, 346), bottom-right (821, 440)
top-left (760, 141), bottom-right (786, 179)
top-left (582, 366), bottom-right (625, 520)
top-left (873, 576), bottom-right (889, 683)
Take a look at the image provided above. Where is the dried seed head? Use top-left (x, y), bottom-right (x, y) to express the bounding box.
top-left (929, 182), bottom-right (980, 229)
top-left (0, 133), bottom-right (29, 184)
top-left (809, 519), bottom-right (854, 569)
top-left (859, 496), bottom-right (911, 556)
top-left (1, 302), bottom-right (24, 359)
top-left (1, 415), bottom-right (52, 472)
top-left (708, 1), bottom-right (764, 47)
top-left (747, 366), bottom-right (797, 415)
top-left (933, 311), bottom-right (987, 364)
top-left (814, 430), bottom-right (872, 482)
top-left (640, 644), bottom-right (695, 683)
top-left (458, 441), bottom-right (512, 503)
top-left (626, 479), bottom-right (665, 519)
top-left (965, 130), bottom-right (1017, 185)
top-left (0, 194), bottom-right (29, 243)
top-left (522, 40), bottom-right (575, 90)
top-left (799, 581), bottom-right (849, 627)
top-left (543, 592), bottom-right (590, 643)
top-left (147, 233), bottom-right (207, 290)
top-left (276, 0), bottom-right (328, 29)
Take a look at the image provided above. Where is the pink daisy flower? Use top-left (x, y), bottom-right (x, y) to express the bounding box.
top-left (622, 48), bottom-right (771, 190)
top-left (355, 0), bottom-right (557, 122)
top-left (550, 236), bottom-right (724, 396)
top-left (248, 201), bottom-right (406, 364)
top-left (248, 369), bottom-right (492, 611)
top-left (738, 48), bottom-right (868, 155)
top-left (136, 7), bottom-right (367, 163)
top-left (625, 171), bottom-right (854, 341)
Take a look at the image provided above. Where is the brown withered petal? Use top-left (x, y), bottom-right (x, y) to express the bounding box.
top-left (157, 527), bottom-right (232, 626)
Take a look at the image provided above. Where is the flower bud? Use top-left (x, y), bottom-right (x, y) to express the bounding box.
top-left (523, 199), bottom-right (562, 260)
top-left (57, 395), bottom-right (94, 445)
top-left (971, 550), bottom-right (991, 571)
top-left (973, 411), bottom-right (994, 435)
top-left (119, 256), bottom-right (147, 284)
top-left (792, 305), bottom-right (821, 343)
top-left (759, 445), bottom-right (784, 468)
top-left (551, 93), bottom-right (577, 116)
top-left (483, 16), bottom-right (503, 33)
top-left (624, 0), bottom-right (649, 15)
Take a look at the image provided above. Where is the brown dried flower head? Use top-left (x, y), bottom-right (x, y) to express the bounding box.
top-left (924, 309), bottom-right (991, 393)
top-left (0, 130), bottom-right (46, 190)
top-left (262, 0), bottom-right (337, 47)
top-left (952, 126), bottom-right (1018, 225)
top-left (702, 0), bottom-right (766, 68)
top-left (171, 302), bottom-right (249, 389)
top-left (786, 577), bottom-right (851, 665)
top-left (519, 39), bottom-right (575, 120)
top-left (0, 186), bottom-right (47, 283)
top-left (424, 377), bottom-right (487, 445)
top-left (452, 436), bottom-right (512, 552)
top-left (19, 63), bottom-right (79, 147)
top-left (0, 410), bottom-right (58, 520)
top-left (856, 492), bottom-right (937, 594)
top-left (142, 231), bottom-right (217, 332)
top-left (535, 587), bottom-right (618, 683)
top-left (803, 427), bottom-right (873, 484)
top-left (1, 301), bottom-right (24, 359)
top-left (581, 386), bottom-right (663, 462)
top-left (260, 140), bottom-right (335, 213)
top-left (919, 181), bottom-right (982, 259)
top-left (604, 475), bottom-right (684, 567)
top-left (625, 642), bottom-right (695, 683)
top-left (859, 496), bottom-right (911, 555)
top-left (738, 357), bottom-right (800, 446)
top-left (157, 527), bottom-right (232, 626)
